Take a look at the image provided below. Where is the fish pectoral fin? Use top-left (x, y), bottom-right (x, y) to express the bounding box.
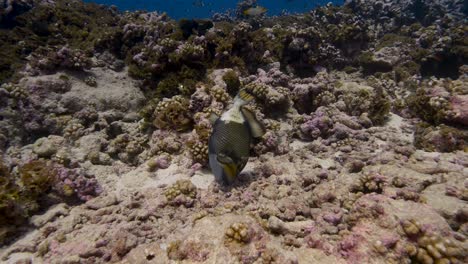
top-left (216, 153), bottom-right (234, 164)
top-left (222, 162), bottom-right (238, 181)
top-left (208, 112), bottom-right (219, 125)
top-left (240, 107), bottom-right (266, 138)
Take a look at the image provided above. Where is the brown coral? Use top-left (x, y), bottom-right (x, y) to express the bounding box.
top-left (225, 222), bottom-right (252, 244)
top-left (153, 95), bottom-right (193, 132)
top-left (188, 141), bottom-right (209, 165)
top-left (401, 219), bottom-right (467, 264)
top-left (165, 180), bottom-right (197, 207)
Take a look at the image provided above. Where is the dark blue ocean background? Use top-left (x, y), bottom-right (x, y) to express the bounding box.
top-left (83, 0), bottom-right (344, 19)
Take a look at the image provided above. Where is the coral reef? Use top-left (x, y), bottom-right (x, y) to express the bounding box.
top-left (400, 219), bottom-right (467, 263)
top-left (164, 180), bottom-right (198, 207)
top-left (225, 222), bottom-right (252, 243)
top-left (414, 123), bottom-right (468, 152)
top-left (0, 158), bottom-right (100, 245)
top-left (0, 0), bottom-right (467, 263)
top-left (153, 95), bottom-right (193, 131)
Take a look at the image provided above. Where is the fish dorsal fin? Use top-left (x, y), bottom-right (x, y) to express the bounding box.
top-left (236, 89), bottom-right (254, 103)
top-left (240, 107), bottom-right (265, 138)
top-left (217, 153), bottom-right (234, 164)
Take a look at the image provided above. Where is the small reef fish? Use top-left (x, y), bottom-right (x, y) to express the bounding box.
top-left (243, 6), bottom-right (268, 17)
top-left (192, 0), bottom-right (205, 7)
top-left (208, 89), bottom-right (265, 184)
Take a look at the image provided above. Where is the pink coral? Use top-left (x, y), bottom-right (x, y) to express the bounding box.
top-left (299, 108), bottom-right (333, 140)
top-left (53, 165), bottom-right (102, 201)
top-left (322, 212), bottom-right (343, 226)
top-left (189, 87), bottom-right (212, 113)
top-left (449, 95), bottom-right (468, 126)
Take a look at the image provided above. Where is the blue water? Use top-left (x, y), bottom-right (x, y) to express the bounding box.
top-left (84, 0), bottom-right (344, 19)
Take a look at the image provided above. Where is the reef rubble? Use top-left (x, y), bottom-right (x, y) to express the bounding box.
top-left (0, 0), bottom-right (467, 263)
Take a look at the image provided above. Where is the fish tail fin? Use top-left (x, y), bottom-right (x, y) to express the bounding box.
top-left (234, 88), bottom-right (254, 106)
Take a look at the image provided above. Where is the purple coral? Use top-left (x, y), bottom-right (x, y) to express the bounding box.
top-left (189, 87), bottom-right (212, 113)
top-left (322, 212), bottom-right (343, 226)
top-left (299, 108), bottom-right (333, 140)
top-left (53, 165), bottom-right (102, 201)
top-left (449, 95), bottom-right (468, 126)
top-left (254, 131), bottom-right (289, 155)
top-left (31, 46), bottom-right (93, 73)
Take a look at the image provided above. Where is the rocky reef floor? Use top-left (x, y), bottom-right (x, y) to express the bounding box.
top-left (0, 0), bottom-right (467, 263)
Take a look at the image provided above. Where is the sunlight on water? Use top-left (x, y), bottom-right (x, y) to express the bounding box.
top-left (84, 0), bottom-right (344, 19)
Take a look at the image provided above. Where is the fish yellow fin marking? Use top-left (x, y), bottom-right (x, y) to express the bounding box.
top-left (222, 162), bottom-right (238, 182)
top-left (237, 89), bottom-right (254, 102)
top-left (240, 107), bottom-right (265, 138)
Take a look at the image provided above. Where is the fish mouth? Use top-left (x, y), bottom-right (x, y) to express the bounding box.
top-left (221, 162), bottom-right (238, 183)
top-left (209, 153), bottom-right (238, 184)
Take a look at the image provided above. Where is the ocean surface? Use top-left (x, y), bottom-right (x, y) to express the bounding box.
top-left (83, 0), bottom-right (344, 19)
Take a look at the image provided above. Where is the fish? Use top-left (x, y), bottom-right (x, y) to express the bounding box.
top-left (192, 0), bottom-right (205, 7)
top-left (243, 6), bottom-right (268, 17)
top-left (208, 89), bottom-right (265, 184)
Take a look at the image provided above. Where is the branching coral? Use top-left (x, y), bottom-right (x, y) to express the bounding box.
top-left (31, 46), bottom-right (93, 73)
top-left (193, 112), bottom-right (214, 142)
top-left (407, 76), bottom-right (468, 127)
top-left (170, 43), bottom-right (206, 63)
top-left (63, 120), bottom-right (86, 140)
top-left (19, 160), bottom-right (55, 196)
top-left (84, 76), bottom-right (97, 87)
top-left (0, 158), bottom-right (101, 244)
top-left (0, 0), bottom-right (121, 82)
top-left (147, 153), bottom-right (171, 172)
top-left (167, 239), bottom-right (210, 262)
top-left (222, 70), bottom-right (241, 96)
top-left (153, 95), bottom-right (193, 132)
top-left (414, 123), bottom-right (468, 152)
top-left (297, 108), bottom-right (334, 141)
top-left (107, 133), bottom-right (146, 164)
top-left (253, 130), bottom-right (290, 156)
top-left (244, 82), bottom-right (290, 115)
top-left (351, 172), bottom-right (387, 194)
top-left (189, 86), bottom-right (212, 113)
top-left (400, 219), bottom-right (467, 264)
top-left (165, 180), bottom-right (197, 207)
top-left (0, 159), bottom-right (27, 240)
top-left (336, 81), bottom-right (390, 125)
top-left (209, 85), bottom-right (230, 104)
top-left (149, 130), bottom-right (183, 155)
top-left (53, 165), bottom-right (102, 202)
top-left (19, 159), bottom-right (101, 202)
top-left (188, 140), bottom-right (209, 165)
top-left (225, 222), bottom-right (252, 244)
top-left (1, 83), bottom-right (28, 100)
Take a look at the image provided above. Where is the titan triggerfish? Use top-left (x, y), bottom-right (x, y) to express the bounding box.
top-left (208, 89), bottom-right (265, 184)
